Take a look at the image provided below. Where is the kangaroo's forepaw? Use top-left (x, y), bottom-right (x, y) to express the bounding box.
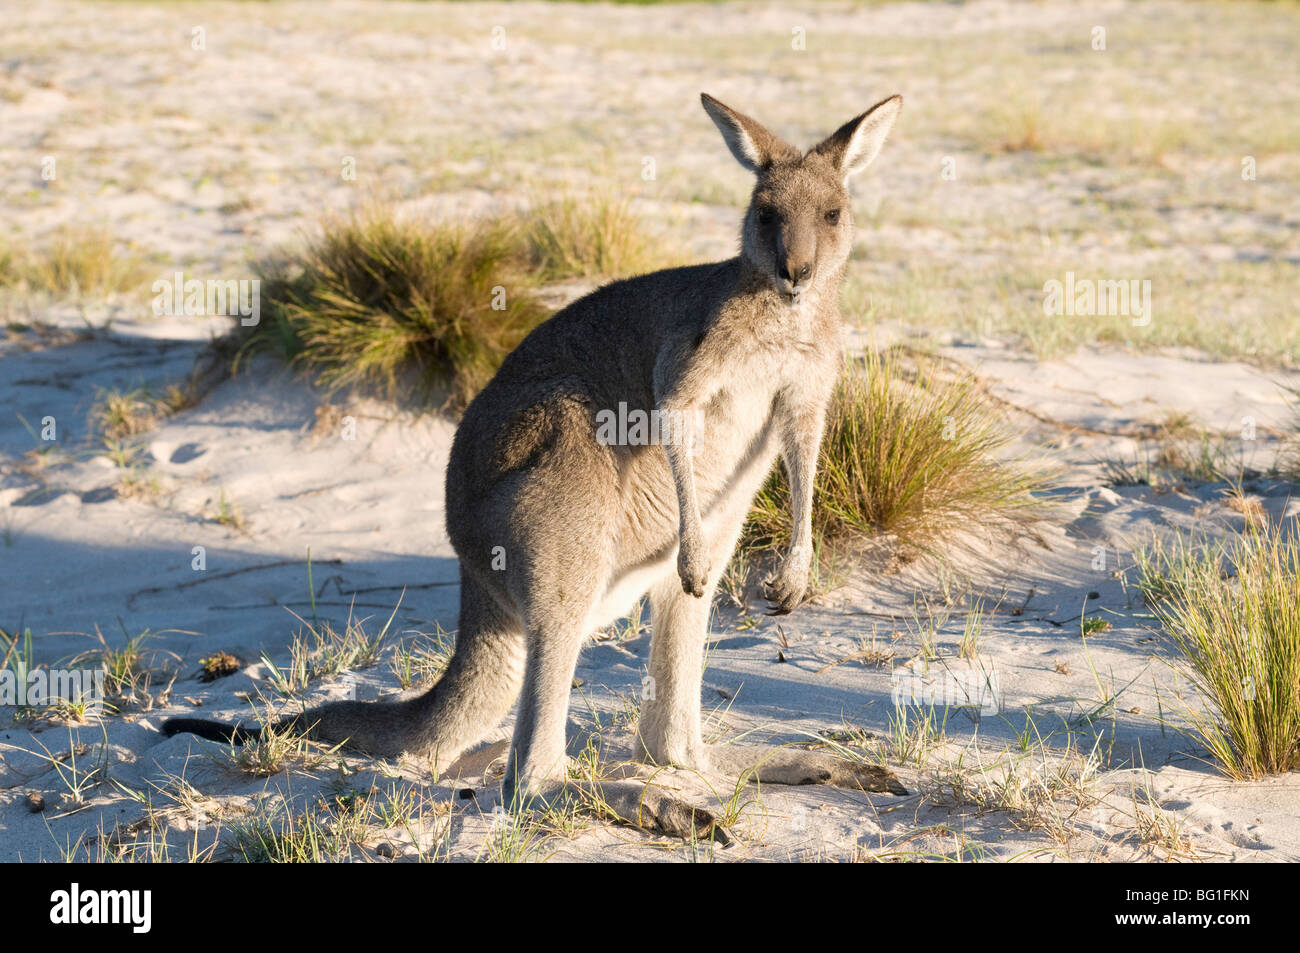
top-left (678, 561), bottom-right (710, 598)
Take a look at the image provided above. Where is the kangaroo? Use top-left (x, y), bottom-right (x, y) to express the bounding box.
top-left (165, 93), bottom-right (907, 840)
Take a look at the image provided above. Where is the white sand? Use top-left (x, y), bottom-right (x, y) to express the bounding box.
top-left (3, 310), bottom-right (1297, 861)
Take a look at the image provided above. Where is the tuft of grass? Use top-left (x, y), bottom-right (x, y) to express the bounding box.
top-left (4, 227), bottom-right (147, 298)
top-left (93, 383), bottom-right (198, 441)
top-left (234, 717), bottom-right (332, 778)
top-left (744, 347), bottom-right (1050, 562)
top-left (265, 601), bottom-right (397, 698)
top-left (817, 629), bottom-right (897, 672)
top-left (982, 89), bottom-right (1193, 166)
top-left (390, 625), bottom-right (455, 690)
top-left (1101, 417), bottom-right (1238, 490)
top-left (989, 92), bottom-right (1046, 153)
top-left (0, 239), bottom-right (16, 286)
top-left (71, 624), bottom-right (179, 710)
top-left (1133, 791), bottom-right (1198, 859)
top-left (958, 603), bottom-right (985, 660)
top-left (888, 704), bottom-right (948, 767)
top-left (209, 488), bottom-right (246, 530)
top-left (1081, 615), bottom-right (1112, 637)
top-left (241, 209), bottom-right (549, 408)
top-left (1135, 523), bottom-right (1300, 780)
top-left (230, 799), bottom-right (358, 862)
top-left (235, 197), bottom-right (673, 409)
top-left (924, 739), bottom-right (1104, 844)
top-left (521, 193), bottom-right (666, 281)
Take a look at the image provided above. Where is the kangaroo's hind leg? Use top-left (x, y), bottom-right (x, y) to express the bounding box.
top-left (503, 578), bottom-right (732, 844)
top-left (407, 569), bottom-right (527, 766)
top-left (635, 570), bottom-right (715, 770)
top-left (501, 604), bottom-right (596, 808)
top-left (567, 500), bottom-right (752, 844)
top-left (494, 411), bottom-right (619, 809)
top-left (633, 490), bottom-right (907, 805)
top-left (633, 567), bottom-right (906, 800)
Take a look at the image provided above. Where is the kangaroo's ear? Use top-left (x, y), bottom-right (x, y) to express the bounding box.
top-left (812, 94), bottom-right (903, 180)
top-left (701, 93), bottom-right (799, 173)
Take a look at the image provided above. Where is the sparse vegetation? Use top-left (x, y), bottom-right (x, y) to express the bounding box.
top-left (236, 198), bottom-right (671, 408)
top-left (0, 227), bottom-right (147, 298)
top-left (744, 347), bottom-right (1050, 563)
top-left (888, 704), bottom-right (948, 767)
top-left (233, 717), bottom-right (332, 777)
top-left (1136, 522), bottom-right (1300, 779)
top-left (923, 739), bottom-right (1105, 844)
top-left (198, 651), bottom-right (241, 682)
top-left (390, 625), bottom-right (455, 689)
top-left (1132, 790), bottom-right (1198, 859)
top-left (1100, 414), bottom-right (1245, 489)
top-left (209, 488), bottom-right (246, 530)
top-left (817, 630), bottom-right (897, 672)
top-left (1081, 616), bottom-right (1112, 637)
top-left (230, 798), bottom-right (357, 862)
top-left (958, 604), bottom-right (985, 660)
top-left (264, 602), bottom-right (397, 697)
top-left (520, 193), bottom-right (669, 280)
top-left (71, 625), bottom-right (179, 710)
top-left (93, 383), bottom-right (198, 441)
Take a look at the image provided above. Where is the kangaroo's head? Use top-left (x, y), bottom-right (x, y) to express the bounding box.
top-left (701, 93), bottom-right (901, 304)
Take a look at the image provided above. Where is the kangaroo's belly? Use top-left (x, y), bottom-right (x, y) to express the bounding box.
top-left (588, 384), bottom-right (782, 628)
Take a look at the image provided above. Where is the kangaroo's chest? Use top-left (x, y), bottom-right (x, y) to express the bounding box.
top-left (688, 351), bottom-right (804, 500)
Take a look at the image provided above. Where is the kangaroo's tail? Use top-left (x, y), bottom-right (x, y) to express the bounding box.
top-left (161, 572), bottom-right (525, 762)
top-left (161, 716), bottom-right (271, 745)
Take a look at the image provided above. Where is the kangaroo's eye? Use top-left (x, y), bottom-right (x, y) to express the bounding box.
top-left (824, 209), bottom-right (841, 225)
top-left (756, 206), bottom-right (776, 225)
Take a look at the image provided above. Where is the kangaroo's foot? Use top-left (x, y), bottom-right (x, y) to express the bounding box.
top-left (708, 743), bottom-right (908, 794)
top-left (506, 770), bottom-right (732, 846)
top-left (583, 777), bottom-right (732, 845)
top-left (761, 551), bottom-right (812, 616)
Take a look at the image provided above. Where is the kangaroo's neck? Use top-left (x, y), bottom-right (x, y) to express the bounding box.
top-left (723, 256), bottom-right (844, 340)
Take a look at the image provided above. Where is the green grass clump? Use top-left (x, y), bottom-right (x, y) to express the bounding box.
top-left (230, 802), bottom-right (355, 861)
top-left (744, 347), bottom-right (1049, 558)
top-left (0, 239), bottom-right (16, 286)
top-left (237, 195), bottom-right (670, 409)
top-left (242, 210), bottom-right (549, 408)
top-left (1136, 524), bottom-right (1300, 780)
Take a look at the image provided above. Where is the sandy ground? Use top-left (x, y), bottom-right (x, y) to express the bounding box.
top-left (2, 0), bottom-right (1299, 862)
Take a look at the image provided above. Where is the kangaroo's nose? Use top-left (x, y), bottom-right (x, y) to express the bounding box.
top-left (778, 261), bottom-right (813, 284)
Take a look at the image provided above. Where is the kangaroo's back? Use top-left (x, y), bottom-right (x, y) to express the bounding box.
top-left (444, 259), bottom-right (740, 532)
